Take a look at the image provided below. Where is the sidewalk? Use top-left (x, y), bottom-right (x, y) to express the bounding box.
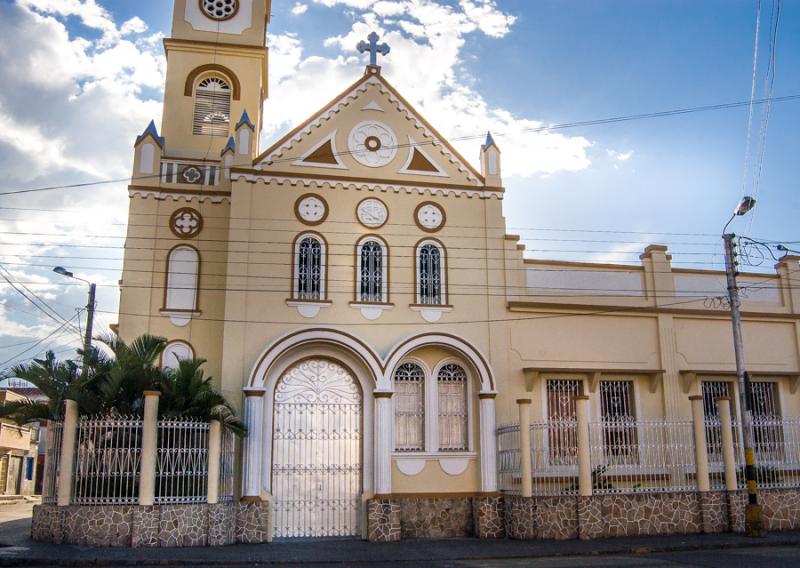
top-left (2, 518), bottom-right (800, 568)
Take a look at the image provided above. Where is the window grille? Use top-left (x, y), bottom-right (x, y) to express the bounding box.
top-left (394, 363), bottom-right (425, 452)
top-left (546, 379), bottom-right (582, 465)
top-left (165, 246), bottom-right (199, 311)
top-left (437, 364), bottom-right (468, 451)
top-left (358, 240), bottom-right (384, 303)
top-left (599, 380), bottom-right (638, 465)
top-left (418, 243), bottom-right (443, 305)
top-left (750, 382), bottom-right (784, 462)
top-left (192, 77), bottom-right (231, 136)
top-left (702, 381), bottom-right (734, 460)
top-left (296, 236), bottom-right (323, 300)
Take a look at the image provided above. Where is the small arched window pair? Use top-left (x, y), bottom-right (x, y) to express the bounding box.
top-left (393, 361), bottom-right (468, 453)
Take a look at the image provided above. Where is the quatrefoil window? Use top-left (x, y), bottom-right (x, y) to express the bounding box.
top-left (170, 208), bottom-right (204, 239)
top-left (200, 0), bottom-right (239, 21)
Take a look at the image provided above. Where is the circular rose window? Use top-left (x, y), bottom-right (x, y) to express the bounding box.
top-left (200, 0), bottom-right (239, 21)
top-left (348, 121), bottom-right (398, 168)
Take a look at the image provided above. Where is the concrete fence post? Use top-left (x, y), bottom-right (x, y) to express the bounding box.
top-left (207, 419), bottom-right (222, 504)
top-left (56, 399), bottom-right (79, 506)
top-left (717, 397), bottom-right (738, 491)
top-left (575, 395), bottom-right (592, 497)
top-left (138, 391), bottom-right (160, 506)
top-left (517, 399), bottom-right (532, 498)
top-left (690, 395), bottom-right (710, 492)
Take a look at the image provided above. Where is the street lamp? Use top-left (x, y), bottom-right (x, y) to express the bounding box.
top-left (721, 196), bottom-right (764, 537)
top-left (53, 267), bottom-right (96, 376)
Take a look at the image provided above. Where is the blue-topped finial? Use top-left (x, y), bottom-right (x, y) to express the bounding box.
top-left (236, 109), bottom-right (255, 130)
top-left (483, 131), bottom-right (496, 150)
top-left (135, 120), bottom-right (164, 147)
top-left (357, 32), bottom-right (390, 67)
top-left (221, 136), bottom-right (236, 156)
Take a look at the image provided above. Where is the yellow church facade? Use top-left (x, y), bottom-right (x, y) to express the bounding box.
top-left (114, 0), bottom-right (800, 541)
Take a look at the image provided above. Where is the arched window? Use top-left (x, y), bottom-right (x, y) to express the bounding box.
top-left (294, 234), bottom-right (325, 300)
top-left (394, 362), bottom-right (425, 452)
top-left (417, 241), bottom-right (445, 305)
top-left (164, 245), bottom-right (199, 311)
top-left (357, 238), bottom-right (387, 303)
top-left (161, 341), bottom-right (194, 371)
top-left (193, 76), bottom-right (231, 136)
top-left (437, 363), bottom-right (468, 451)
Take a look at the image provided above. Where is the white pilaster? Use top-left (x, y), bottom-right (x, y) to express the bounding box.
top-left (374, 392), bottom-right (393, 495)
top-left (242, 391), bottom-right (264, 499)
top-left (479, 393), bottom-right (498, 493)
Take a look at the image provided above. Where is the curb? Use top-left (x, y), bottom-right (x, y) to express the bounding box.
top-left (2, 536), bottom-right (800, 567)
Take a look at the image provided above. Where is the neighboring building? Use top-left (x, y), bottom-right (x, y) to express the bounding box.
top-left (115, 0), bottom-right (800, 539)
top-left (0, 389), bottom-right (40, 496)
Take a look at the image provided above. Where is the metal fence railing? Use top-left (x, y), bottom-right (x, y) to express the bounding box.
top-left (499, 417), bottom-right (800, 497)
top-left (73, 416), bottom-right (143, 505)
top-left (42, 416), bottom-right (236, 506)
top-left (42, 421), bottom-right (63, 504)
top-left (219, 428), bottom-right (236, 502)
top-left (588, 420), bottom-right (696, 494)
top-left (155, 418), bottom-right (209, 505)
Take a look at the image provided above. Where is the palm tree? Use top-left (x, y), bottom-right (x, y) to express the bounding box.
top-left (1, 334), bottom-right (246, 436)
top-left (158, 358), bottom-right (246, 436)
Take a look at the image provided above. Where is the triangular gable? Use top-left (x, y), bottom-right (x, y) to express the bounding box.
top-left (292, 131), bottom-right (346, 169)
top-left (398, 137), bottom-right (447, 177)
top-left (254, 69), bottom-right (485, 188)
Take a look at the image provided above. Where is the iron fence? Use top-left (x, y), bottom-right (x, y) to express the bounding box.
top-left (73, 416), bottom-right (143, 505)
top-left (155, 418), bottom-right (210, 505)
top-left (42, 421), bottom-right (62, 504)
top-left (497, 423), bottom-right (520, 494)
top-left (530, 420), bottom-right (579, 495)
top-left (219, 428), bottom-right (236, 502)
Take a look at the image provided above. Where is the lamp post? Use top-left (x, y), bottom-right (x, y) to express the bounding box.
top-left (721, 196), bottom-right (765, 537)
top-left (53, 267), bottom-right (96, 376)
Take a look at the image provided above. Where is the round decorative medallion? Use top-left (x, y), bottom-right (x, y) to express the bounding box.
top-left (200, 0), bottom-right (239, 21)
top-left (169, 208), bottom-right (204, 239)
top-left (356, 198), bottom-right (388, 229)
top-left (348, 121), bottom-right (398, 168)
top-left (295, 194), bottom-right (328, 226)
top-left (181, 167), bottom-right (202, 184)
top-left (415, 202), bottom-right (445, 232)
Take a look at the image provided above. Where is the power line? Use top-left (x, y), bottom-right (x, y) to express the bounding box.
top-left (0, 311), bottom-right (83, 368)
top-left (2, 93), bottom-right (800, 197)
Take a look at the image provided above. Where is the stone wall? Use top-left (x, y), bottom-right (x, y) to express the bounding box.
top-left (32, 501), bottom-right (271, 548)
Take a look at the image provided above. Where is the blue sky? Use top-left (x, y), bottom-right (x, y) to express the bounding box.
top-left (0, 0), bottom-right (797, 368)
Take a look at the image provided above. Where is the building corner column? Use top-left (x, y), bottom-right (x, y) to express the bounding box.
top-left (56, 399), bottom-right (79, 507)
top-left (517, 399), bottom-right (532, 498)
top-left (374, 391), bottom-right (393, 495)
top-left (479, 393), bottom-right (498, 493)
top-left (139, 390), bottom-right (161, 506)
top-left (242, 391), bottom-right (265, 500)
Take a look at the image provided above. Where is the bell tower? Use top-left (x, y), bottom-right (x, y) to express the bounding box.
top-left (160, 0), bottom-right (270, 159)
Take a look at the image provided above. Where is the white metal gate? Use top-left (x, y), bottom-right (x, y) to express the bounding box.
top-left (272, 359), bottom-right (362, 538)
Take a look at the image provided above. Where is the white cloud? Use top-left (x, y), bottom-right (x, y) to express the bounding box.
top-left (607, 149), bottom-right (634, 162)
top-left (267, 0), bottom-right (591, 177)
top-left (291, 2), bottom-right (309, 15)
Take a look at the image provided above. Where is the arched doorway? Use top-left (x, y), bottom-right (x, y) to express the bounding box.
top-left (271, 358), bottom-right (363, 538)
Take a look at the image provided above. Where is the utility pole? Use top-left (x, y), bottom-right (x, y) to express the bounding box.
top-left (722, 232), bottom-right (765, 537)
top-left (82, 282), bottom-right (96, 374)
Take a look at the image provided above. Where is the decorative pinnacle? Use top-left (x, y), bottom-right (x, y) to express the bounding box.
top-left (357, 32), bottom-right (390, 67)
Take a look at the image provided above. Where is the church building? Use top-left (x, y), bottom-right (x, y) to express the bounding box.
top-left (116, 0), bottom-right (800, 541)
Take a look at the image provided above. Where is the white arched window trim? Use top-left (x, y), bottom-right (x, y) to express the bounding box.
top-left (286, 232), bottom-right (331, 318)
top-left (392, 358), bottom-right (427, 453)
top-left (390, 357), bottom-right (475, 458)
top-left (192, 75), bottom-right (232, 137)
top-left (411, 240), bottom-right (451, 323)
top-left (160, 245), bottom-right (201, 327)
top-left (351, 235), bottom-right (393, 321)
top-left (161, 341), bottom-right (195, 371)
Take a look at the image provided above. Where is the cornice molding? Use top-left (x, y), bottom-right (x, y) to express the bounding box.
top-left (128, 187), bottom-right (231, 204)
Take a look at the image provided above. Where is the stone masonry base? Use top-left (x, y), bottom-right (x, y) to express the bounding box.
top-left (367, 488), bottom-right (800, 542)
top-left (32, 489), bottom-right (800, 546)
top-left (31, 501), bottom-right (271, 547)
